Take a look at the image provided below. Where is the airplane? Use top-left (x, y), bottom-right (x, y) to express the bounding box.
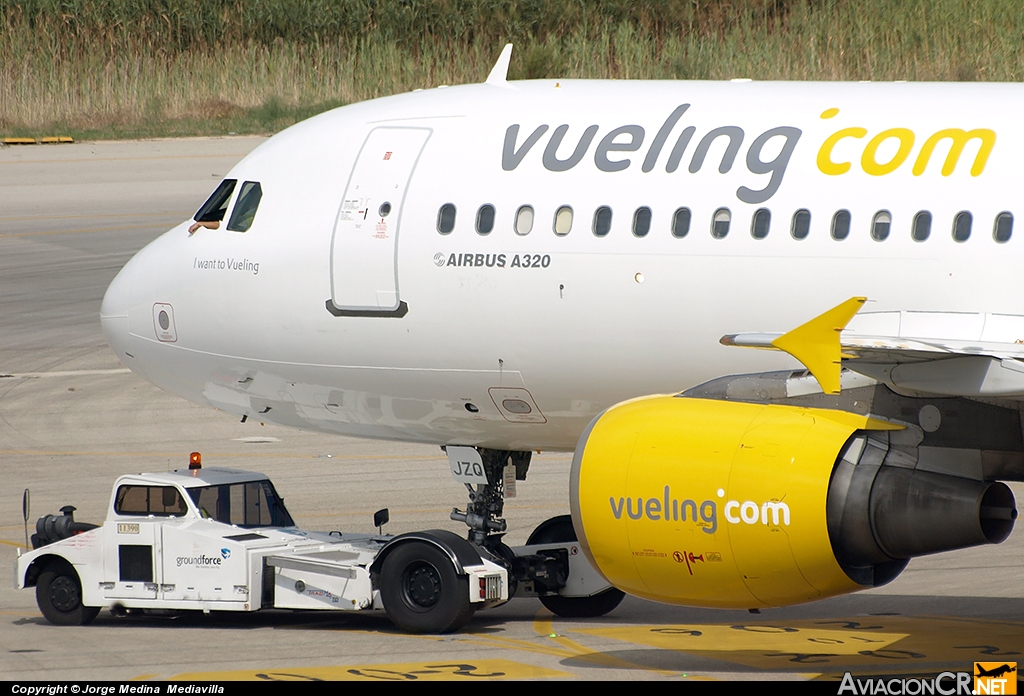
top-left (99, 44), bottom-right (1021, 629)
top-left (976, 665), bottom-right (1017, 679)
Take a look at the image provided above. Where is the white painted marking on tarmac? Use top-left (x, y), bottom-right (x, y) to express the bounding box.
top-left (0, 368), bottom-right (132, 379)
top-left (232, 436), bottom-right (282, 443)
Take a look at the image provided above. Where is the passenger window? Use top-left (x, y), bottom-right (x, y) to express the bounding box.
top-left (994, 212), bottom-right (1014, 243)
top-left (871, 211), bottom-right (891, 241)
top-left (751, 208), bottom-right (771, 239)
top-left (437, 203), bottom-right (456, 234)
top-left (194, 179), bottom-right (237, 223)
top-left (115, 485), bottom-right (187, 517)
top-left (712, 208), bottom-right (731, 239)
top-left (554, 206), bottom-right (573, 236)
top-left (226, 181), bottom-right (262, 232)
top-left (476, 204), bottom-right (495, 235)
top-left (953, 211), bottom-right (972, 242)
top-left (515, 205), bottom-right (534, 235)
top-left (791, 209), bottom-right (810, 240)
top-left (593, 206), bottom-right (612, 237)
top-left (831, 210), bottom-right (851, 240)
top-left (632, 207), bottom-right (652, 237)
top-left (911, 211), bottom-right (932, 242)
top-left (671, 207), bottom-right (691, 238)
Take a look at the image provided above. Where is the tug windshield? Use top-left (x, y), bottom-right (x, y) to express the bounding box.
top-left (187, 479), bottom-right (294, 528)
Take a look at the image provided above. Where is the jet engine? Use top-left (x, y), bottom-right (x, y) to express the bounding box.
top-left (569, 396), bottom-right (1016, 608)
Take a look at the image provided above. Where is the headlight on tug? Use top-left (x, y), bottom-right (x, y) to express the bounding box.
top-left (569, 396), bottom-right (1016, 609)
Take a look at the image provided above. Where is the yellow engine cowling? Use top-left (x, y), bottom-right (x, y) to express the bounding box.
top-left (569, 396), bottom-right (899, 609)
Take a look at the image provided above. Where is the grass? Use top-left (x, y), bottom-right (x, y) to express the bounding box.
top-left (3, 0), bottom-right (1024, 139)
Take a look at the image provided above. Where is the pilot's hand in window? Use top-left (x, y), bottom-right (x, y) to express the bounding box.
top-left (188, 220), bottom-right (220, 235)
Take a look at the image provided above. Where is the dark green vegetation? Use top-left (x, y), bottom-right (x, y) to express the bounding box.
top-left (3, 1), bottom-right (1024, 139)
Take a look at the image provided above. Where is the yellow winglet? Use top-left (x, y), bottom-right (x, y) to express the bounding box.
top-left (770, 296), bottom-right (867, 395)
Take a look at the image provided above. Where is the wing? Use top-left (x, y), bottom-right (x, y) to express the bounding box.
top-left (722, 297), bottom-right (1024, 400)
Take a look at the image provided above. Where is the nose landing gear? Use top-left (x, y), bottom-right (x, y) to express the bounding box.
top-left (449, 447), bottom-right (623, 619)
top-left (449, 449), bottom-right (528, 547)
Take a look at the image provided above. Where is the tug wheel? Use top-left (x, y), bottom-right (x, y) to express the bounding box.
top-left (36, 561), bottom-right (100, 626)
top-left (380, 541), bottom-right (474, 633)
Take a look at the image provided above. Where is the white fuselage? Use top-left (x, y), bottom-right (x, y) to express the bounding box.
top-left (100, 80), bottom-right (1023, 450)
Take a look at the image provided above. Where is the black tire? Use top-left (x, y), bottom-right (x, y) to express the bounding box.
top-left (526, 514), bottom-right (579, 546)
top-left (380, 541), bottom-right (474, 634)
top-left (527, 515), bottom-right (625, 619)
top-left (537, 584), bottom-right (626, 618)
top-left (36, 562), bottom-right (100, 626)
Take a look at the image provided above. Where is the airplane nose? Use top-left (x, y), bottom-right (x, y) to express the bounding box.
top-left (100, 259), bottom-right (133, 361)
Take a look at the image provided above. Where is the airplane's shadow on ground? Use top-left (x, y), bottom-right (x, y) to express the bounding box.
top-left (20, 590), bottom-right (1019, 632)
top-left (481, 591), bottom-right (1024, 624)
top-left (11, 593), bottom-right (1022, 678)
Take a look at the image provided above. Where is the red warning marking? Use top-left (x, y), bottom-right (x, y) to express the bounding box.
top-left (673, 551), bottom-right (705, 576)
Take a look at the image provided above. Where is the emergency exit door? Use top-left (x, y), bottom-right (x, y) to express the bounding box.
top-left (329, 127), bottom-right (431, 316)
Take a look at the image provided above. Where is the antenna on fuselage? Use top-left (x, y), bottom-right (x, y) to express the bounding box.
top-left (486, 43), bottom-right (513, 85)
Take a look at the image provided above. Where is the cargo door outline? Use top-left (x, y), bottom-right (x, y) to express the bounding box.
top-left (327, 127), bottom-right (431, 317)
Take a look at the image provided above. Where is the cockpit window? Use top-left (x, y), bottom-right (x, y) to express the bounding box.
top-left (226, 181), bottom-right (263, 232)
top-left (195, 179), bottom-right (237, 223)
top-left (187, 479), bottom-right (294, 528)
